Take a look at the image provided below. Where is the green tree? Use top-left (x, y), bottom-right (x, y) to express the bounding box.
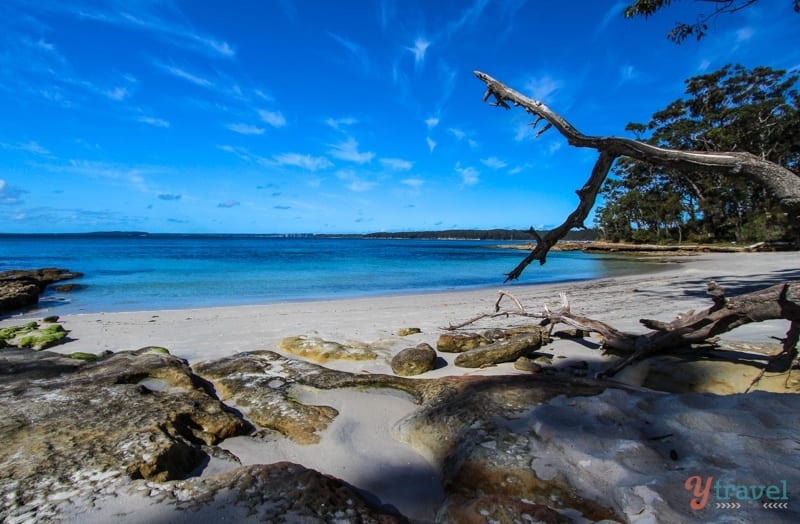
top-left (596, 64), bottom-right (800, 243)
top-left (624, 0), bottom-right (800, 43)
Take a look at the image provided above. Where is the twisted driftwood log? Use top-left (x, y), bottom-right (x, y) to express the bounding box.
top-left (447, 281), bottom-right (800, 378)
top-left (474, 71), bottom-right (800, 282)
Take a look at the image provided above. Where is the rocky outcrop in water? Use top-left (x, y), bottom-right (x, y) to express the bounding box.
top-left (0, 268), bottom-right (83, 314)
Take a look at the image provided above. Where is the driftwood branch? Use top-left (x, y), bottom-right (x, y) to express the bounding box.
top-left (451, 281), bottom-right (800, 377)
top-left (474, 70), bottom-right (800, 281)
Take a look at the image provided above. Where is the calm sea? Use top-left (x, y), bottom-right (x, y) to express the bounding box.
top-left (1, 235), bottom-right (660, 314)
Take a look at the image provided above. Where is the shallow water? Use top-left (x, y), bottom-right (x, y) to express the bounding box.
top-left (1, 235), bottom-right (662, 314)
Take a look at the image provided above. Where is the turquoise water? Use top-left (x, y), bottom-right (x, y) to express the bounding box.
top-left (1, 235), bottom-right (659, 314)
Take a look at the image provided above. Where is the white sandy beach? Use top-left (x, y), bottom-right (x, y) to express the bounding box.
top-left (6, 251), bottom-right (795, 371)
top-left (2, 251), bottom-right (798, 522)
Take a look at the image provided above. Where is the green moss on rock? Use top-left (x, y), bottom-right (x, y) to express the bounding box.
top-left (0, 321), bottom-right (68, 350)
top-left (68, 352), bottom-right (101, 361)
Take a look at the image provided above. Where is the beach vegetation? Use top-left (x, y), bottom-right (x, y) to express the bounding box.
top-left (623, 0), bottom-right (799, 43)
top-left (595, 64), bottom-right (799, 245)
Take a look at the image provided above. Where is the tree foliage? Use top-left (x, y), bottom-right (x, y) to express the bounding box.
top-left (595, 64), bottom-right (800, 243)
top-left (624, 0), bottom-right (800, 42)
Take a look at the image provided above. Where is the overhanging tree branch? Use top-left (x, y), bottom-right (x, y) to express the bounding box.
top-left (474, 70), bottom-right (800, 280)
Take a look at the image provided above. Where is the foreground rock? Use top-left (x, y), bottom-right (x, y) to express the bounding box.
top-left (0, 320), bottom-right (69, 349)
top-left (194, 351), bottom-right (340, 444)
top-left (0, 268), bottom-right (83, 315)
top-left (395, 373), bottom-right (800, 523)
top-left (101, 462), bottom-right (408, 523)
top-left (391, 343), bottom-right (437, 376)
top-left (278, 335), bottom-right (379, 363)
top-left (0, 347), bottom-right (250, 522)
top-left (4, 341), bottom-right (800, 523)
top-left (454, 331), bottom-right (543, 368)
top-left (615, 340), bottom-right (800, 394)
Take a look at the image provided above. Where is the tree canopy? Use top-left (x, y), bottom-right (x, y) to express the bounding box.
top-left (595, 64), bottom-right (800, 244)
top-left (624, 0), bottom-right (800, 42)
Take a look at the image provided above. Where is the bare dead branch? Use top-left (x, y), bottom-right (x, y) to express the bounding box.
top-left (504, 151), bottom-right (616, 281)
top-left (495, 290), bottom-right (526, 313)
top-left (450, 280), bottom-right (800, 378)
top-left (474, 70), bottom-right (800, 281)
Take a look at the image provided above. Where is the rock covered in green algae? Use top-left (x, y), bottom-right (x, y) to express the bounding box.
top-left (0, 348), bottom-right (250, 523)
top-left (0, 320), bottom-right (68, 350)
top-left (278, 335), bottom-right (378, 363)
top-left (391, 343), bottom-right (437, 376)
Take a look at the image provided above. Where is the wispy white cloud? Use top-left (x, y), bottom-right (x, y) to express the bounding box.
top-left (0, 179), bottom-right (28, 205)
top-left (481, 157), bottom-right (507, 170)
top-left (258, 110), bottom-right (286, 128)
top-left (69, 4), bottom-right (235, 58)
top-left (401, 177), bottom-right (424, 188)
top-left (0, 140), bottom-right (52, 156)
top-left (426, 137), bottom-right (437, 152)
top-left (328, 32), bottom-right (370, 72)
top-left (273, 153), bottom-right (333, 171)
top-left (103, 86), bottom-right (131, 101)
top-left (425, 117), bottom-right (439, 129)
top-left (407, 37), bottom-right (431, 67)
top-left (158, 63), bottom-right (214, 88)
top-left (337, 169), bottom-right (377, 192)
top-left (524, 74), bottom-right (561, 103)
top-left (328, 137), bottom-right (375, 164)
top-left (455, 162), bottom-right (479, 185)
top-left (444, 0), bottom-right (491, 37)
top-left (380, 157), bottom-right (413, 171)
top-left (508, 163), bottom-right (533, 175)
top-left (379, 0), bottom-right (395, 31)
top-left (226, 123), bottom-right (265, 135)
top-left (217, 144), bottom-right (263, 163)
top-left (137, 116), bottom-right (170, 128)
top-left (326, 116), bottom-right (358, 131)
top-left (619, 64), bottom-right (638, 83)
top-left (449, 127), bottom-right (466, 140)
top-left (515, 123), bottom-right (533, 142)
top-left (596, 2), bottom-right (627, 34)
top-left (736, 26), bottom-right (754, 43)
top-left (53, 159), bottom-right (160, 193)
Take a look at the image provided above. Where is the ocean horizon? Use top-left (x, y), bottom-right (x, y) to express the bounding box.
top-left (1, 235), bottom-right (663, 315)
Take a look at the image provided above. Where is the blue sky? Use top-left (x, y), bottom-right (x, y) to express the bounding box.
top-left (1, 0), bottom-right (797, 234)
